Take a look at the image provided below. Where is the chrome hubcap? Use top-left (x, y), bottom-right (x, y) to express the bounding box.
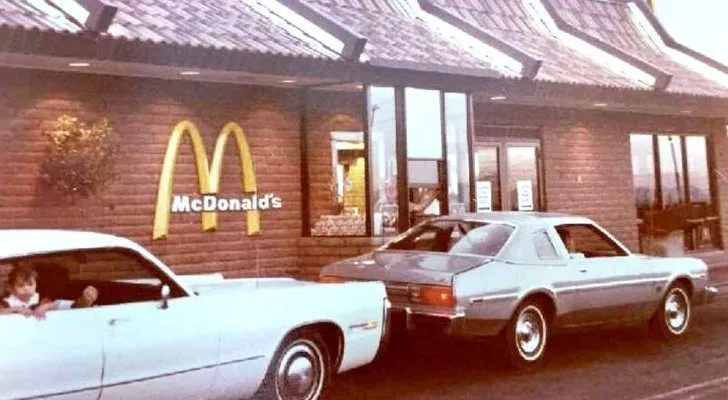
top-left (515, 305), bottom-right (546, 361)
top-left (665, 289), bottom-right (690, 334)
top-left (276, 340), bottom-right (323, 400)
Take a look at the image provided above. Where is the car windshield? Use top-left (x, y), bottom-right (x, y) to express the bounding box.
top-left (386, 220), bottom-right (514, 257)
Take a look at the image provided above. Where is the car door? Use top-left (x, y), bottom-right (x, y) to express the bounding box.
top-left (553, 223), bottom-right (657, 326)
top-left (69, 248), bottom-right (220, 400)
top-left (0, 308), bottom-right (103, 400)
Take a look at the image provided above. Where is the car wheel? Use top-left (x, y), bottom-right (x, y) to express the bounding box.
top-left (503, 299), bottom-right (549, 370)
top-left (650, 283), bottom-right (691, 339)
top-left (256, 331), bottom-right (330, 400)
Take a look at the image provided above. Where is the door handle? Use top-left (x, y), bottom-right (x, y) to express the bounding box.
top-left (579, 269), bottom-right (588, 273)
top-left (107, 317), bottom-right (130, 327)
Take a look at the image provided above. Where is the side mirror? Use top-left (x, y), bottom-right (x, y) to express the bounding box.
top-left (569, 252), bottom-right (586, 260)
top-left (160, 284), bottom-right (170, 310)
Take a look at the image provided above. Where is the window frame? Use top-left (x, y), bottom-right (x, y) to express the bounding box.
top-left (631, 133), bottom-right (722, 252)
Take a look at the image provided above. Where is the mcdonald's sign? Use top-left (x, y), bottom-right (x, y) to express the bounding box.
top-left (152, 121), bottom-right (282, 240)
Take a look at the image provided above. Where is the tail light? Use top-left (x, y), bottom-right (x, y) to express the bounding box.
top-left (411, 285), bottom-right (455, 307)
top-left (319, 275), bottom-right (345, 284)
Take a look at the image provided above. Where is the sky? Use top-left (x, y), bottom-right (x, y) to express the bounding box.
top-left (653, 0), bottom-right (728, 65)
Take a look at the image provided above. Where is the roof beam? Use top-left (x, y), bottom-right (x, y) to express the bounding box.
top-left (417, 0), bottom-right (542, 79)
top-left (539, 0), bottom-right (672, 91)
top-left (631, 0), bottom-right (728, 76)
top-left (48, 0), bottom-right (117, 33)
top-left (276, 0), bottom-right (367, 61)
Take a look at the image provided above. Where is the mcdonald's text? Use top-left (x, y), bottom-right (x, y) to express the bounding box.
top-left (171, 194), bottom-right (282, 213)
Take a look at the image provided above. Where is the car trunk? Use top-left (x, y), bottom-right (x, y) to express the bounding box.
top-left (326, 250), bottom-right (491, 290)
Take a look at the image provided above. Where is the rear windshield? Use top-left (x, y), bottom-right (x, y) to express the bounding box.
top-left (386, 220), bottom-right (514, 257)
top-left (449, 223), bottom-right (514, 257)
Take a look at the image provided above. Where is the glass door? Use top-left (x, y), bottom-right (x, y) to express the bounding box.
top-left (474, 140), bottom-right (544, 212)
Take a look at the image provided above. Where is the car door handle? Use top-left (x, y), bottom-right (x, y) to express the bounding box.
top-left (579, 269), bottom-right (588, 273)
top-left (107, 317), bottom-right (130, 327)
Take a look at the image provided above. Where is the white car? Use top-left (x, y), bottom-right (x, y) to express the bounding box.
top-left (0, 230), bottom-right (389, 400)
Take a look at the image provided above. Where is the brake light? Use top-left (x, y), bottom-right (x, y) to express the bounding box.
top-left (414, 285), bottom-right (455, 307)
top-left (319, 275), bottom-right (345, 284)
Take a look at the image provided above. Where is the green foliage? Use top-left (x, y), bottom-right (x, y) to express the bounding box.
top-left (39, 115), bottom-right (119, 200)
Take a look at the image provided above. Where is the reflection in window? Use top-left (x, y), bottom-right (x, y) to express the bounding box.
top-left (370, 86), bottom-right (398, 236)
top-left (475, 147), bottom-right (501, 211)
top-left (658, 135), bottom-right (685, 207)
top-left (630, 133), bottom-right (720, 255)
top-left (507, 147), bottom-right (538, 211)
top-left (405, 88), bottom-right (442, 159)
top-left (686, 136), bottom-right (710, 204)
top-left (630, 134), bottom-right (655, 212)
top-left (445, 93), bottom-right (470, 214)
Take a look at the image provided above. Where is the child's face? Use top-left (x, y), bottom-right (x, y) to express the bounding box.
top-left (11, 278), bottom-right (37, 302)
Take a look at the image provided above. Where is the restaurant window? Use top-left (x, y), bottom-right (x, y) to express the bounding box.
top-left (444, 93), bottom-right (470, 215)
top-left (370, 86), bottom-right (398, 236)
top-left (630, 133), bottom-right (720, 255)
top-left (310, 131), bottom-right (367, 237)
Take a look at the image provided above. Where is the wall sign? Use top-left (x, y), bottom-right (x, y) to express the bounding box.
top-left (152, 120), bottom-right (282, 240)
top-left (476, 181), bottom-right (492, 212)
top-left (517, 180), bottom-right (534, 211)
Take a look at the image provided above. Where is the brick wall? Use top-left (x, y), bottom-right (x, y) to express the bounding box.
top-left (0, 68), bottom-right (304, 278)
top-left (473, 103), bottom-right (728, 258)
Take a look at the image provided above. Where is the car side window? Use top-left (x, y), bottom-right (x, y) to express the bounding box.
top-left (555, 224), bottom-right (627, 258)
top-left (1, 248), bottom-right (184, 312)
top-left (533, 230), bottom-right (558, 260)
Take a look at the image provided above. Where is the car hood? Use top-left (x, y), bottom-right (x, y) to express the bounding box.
top-left (321, 250), bottom-right (492, 286)
top-left (189, 277), bottom-right (312, 295)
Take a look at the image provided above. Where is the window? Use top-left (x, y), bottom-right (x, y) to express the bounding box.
top-left (370, 86), bottom-right (399, 236)
top-left (444, 93), bottom-right (471, 215)
top-left (386, 221), bottom-right (460, 252)
top-left (448, 222), bottom-right (514, 256)
top-left (474, 139), bottom-right (543, 212)
top-left (533, 230), bottom-right (558, 260)
top-left (310, 131), bottom-right (366, 236)
top-left (630, 133), bottom-right (720, 254)
top-left (555, 224), bottom-right (628, 258)
top-left (405, 88), bottom-right (442, 159)
top-left (1, 248), bottom-right (185, 311)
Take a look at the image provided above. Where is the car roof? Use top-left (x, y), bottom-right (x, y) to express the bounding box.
top-left (430, 212), bottom-right (593, 226)
top-left (0, 229), bottom-right (136, 260)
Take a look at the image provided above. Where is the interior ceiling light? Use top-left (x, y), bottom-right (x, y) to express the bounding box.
top-left (68, 62), bottom-right (90, 67)
top-left (490, 96), bottom-right (507, 101)
top-left (593, 103), bottom-right (608, 107)
top-left (179, 71), bottom-right (200, 76)
top-left (280, 79), bottom-right (297, 83)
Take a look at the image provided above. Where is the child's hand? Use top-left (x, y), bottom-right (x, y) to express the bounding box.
top-left (32, 307), bottom-right (48, 320)
top-left (82, 286), bottom-right (98, 305)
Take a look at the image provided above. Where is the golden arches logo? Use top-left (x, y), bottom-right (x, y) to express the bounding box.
top-left (152, 120), bottom-right (259, 240)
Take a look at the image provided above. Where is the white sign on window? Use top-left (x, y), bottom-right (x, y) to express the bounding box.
top-left (517, 180), bottom-right (534, 211)
top-left (476, 181), bottom-right (492, 212)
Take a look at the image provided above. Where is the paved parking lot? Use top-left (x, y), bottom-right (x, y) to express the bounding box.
top-left (325, 290), bottom-right (728, 399)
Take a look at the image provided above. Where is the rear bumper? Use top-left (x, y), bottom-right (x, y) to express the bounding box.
top-left (388, 305), bottom-right (504, 338)
top-left (695, 285), bottom-right (718, 305)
